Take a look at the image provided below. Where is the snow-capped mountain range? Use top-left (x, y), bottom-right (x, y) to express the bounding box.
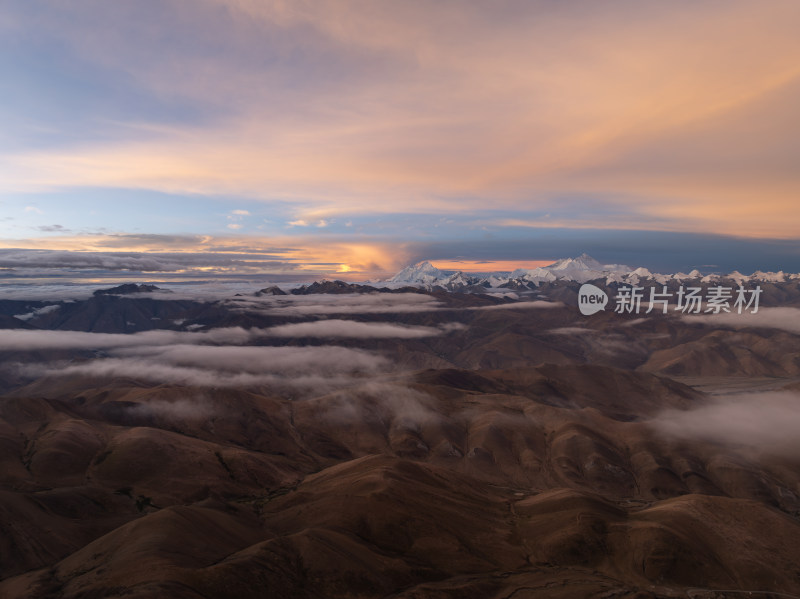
top-left (388, 253), bottom-right (799, 290)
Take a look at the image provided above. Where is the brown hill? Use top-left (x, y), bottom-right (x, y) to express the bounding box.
top-left (1, 362), bottom-right (800, 597)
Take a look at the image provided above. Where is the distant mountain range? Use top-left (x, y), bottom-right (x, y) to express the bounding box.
top-left (388, 253), bottom-right (799, 290)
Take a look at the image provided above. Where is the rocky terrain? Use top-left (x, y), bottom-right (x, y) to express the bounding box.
top-left (1, 272), bottom-right (799, 598)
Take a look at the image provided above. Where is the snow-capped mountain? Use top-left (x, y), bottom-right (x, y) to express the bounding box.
top-left (388, 261), bottom-right (483, 289)
top-left (390, 254), bottom-right (634, 288)
top-left (509, 253), bottom-right (632, 284)
top-left (389, 261), bottom-right (453, 286)
top-left (388, 254), bottom-right (798, 291)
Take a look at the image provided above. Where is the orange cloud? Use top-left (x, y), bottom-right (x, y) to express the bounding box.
top-left (0, 234), bottom-right (407, 279)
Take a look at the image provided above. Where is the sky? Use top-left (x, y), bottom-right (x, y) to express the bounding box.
top-left (1, 0), bottom-right (799, 279)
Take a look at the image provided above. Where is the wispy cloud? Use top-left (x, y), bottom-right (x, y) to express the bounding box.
top-left (264, 319), bottom-right (452, 339)
top-left (0, 322), bottom-right (451, 351)
top-left (684, 307), bottom-right (800, 335)
top-left (20, 359), bottom-right (372, 391)
top-left (127, 397), bottom-right (215, 421)
top-left (309, 382), bottom-right (440, 433)
top-left (468, 300), bottom-right (563, 311)
top-left (0, 248), bottom-right (298, 273)
top-left (228, 293), bottom-right (445, 315)
top-left (0, 327), bottom-right (258, 351)
top-left (547, 326), bottom-right (594, 335)
top-left (16, 341), bottom-right (392, 392)
top-left (112, 344), bottom-right (388, 375)
top-left (36, 224), bottom-right (69, 233)
top-left (652, 391), bottom-right (800, 457)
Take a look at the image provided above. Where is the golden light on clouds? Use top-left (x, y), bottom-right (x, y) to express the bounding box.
top-left (0, 234), bottom-right (409, 277)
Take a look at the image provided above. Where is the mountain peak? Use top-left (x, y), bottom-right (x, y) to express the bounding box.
top-left (93, 283), bottom-right (165, 296)
top-left (546, 253), bottom-right (605, 271)
top-left (389, 261), bottom-right (450, 284)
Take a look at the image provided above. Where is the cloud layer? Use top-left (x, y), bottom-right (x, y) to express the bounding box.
top-left (653, 391), bottom-right (800, 457)
top-left (1, 313), bottom-right (465, 392)
top-left (0, 248), bottom-right (297, 273)
top-left (0, 314), bottom-right (462, 353)
top-left (0, 327), bottom-right (257, 351)
top-left (112, 344), bottom-right (389, 374)
top-left (685, 307), bottom-right (800, 335)
top-left (228, 292), bottom-right (445, 315)
top-left (20, 359), bottom-right (372, 391)
top-left (16, 342), bottom-right (392, 392)
top-left (264, 320), bottom-right (447, 338)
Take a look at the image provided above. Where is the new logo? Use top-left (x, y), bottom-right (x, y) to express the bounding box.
top-left (578, 283), bottom-right (608, 315)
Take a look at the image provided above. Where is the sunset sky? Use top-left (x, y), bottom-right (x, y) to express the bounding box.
top-left (1, 0), bottom-right (799, 278)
